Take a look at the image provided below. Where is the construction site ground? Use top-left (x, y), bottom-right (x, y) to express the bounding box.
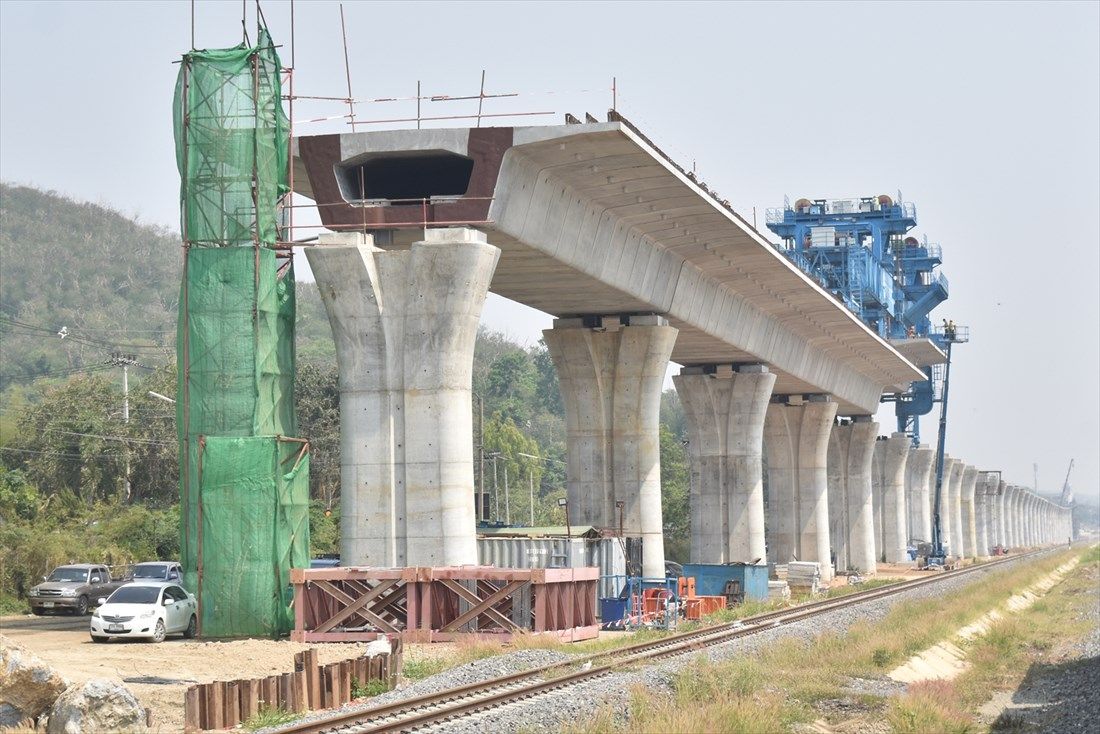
top-left (0, 614), bottom-right (378, 731)
top-left (0, 559), bottom-right (998, 731)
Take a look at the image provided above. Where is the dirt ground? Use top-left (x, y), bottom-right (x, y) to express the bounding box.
top-left (1, 614), bottom-right (373, 731)
top-left (874, 561), bottom-right (929, 580)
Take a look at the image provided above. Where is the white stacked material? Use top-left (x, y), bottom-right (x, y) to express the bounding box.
top-left (787, 561), bottom-right (822, 594)
top-left (767, 580), bottom-right (791, 601)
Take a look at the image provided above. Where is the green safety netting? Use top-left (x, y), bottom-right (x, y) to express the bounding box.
top-left (177, 248), bottom-right (296, 438)
top-left (173, 27), bottom-right (307, 638)
top-left (190, 436), bottom-right (310, 638)
top-left (173, 28), bottom-right (288, 247)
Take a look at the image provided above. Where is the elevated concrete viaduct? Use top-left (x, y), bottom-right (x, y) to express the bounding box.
top-left (295, 120), bottom-right (935, 578)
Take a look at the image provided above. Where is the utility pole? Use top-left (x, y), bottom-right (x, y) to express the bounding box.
top-left (472, 393), bottom-right (486, 522)
top-left (517, 452), bottom-right (566, 529)
top-left (108, 353), bottom-right (139, 500)
top-left (491, 453), bottom-right (500, 522)
top-left (504, 464), bottom-right (510, 525)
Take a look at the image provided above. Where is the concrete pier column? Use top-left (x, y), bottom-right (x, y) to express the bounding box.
top-left (975, 473), bottom-right (994, 557)
top-left (960, 465), bottom-right (978, 558)
top-left (764, 396), bottom-right (838, 581)
top-left (308, 229), bottom-right (499, 567)
top-left (872, 433), bottom-right (910, 564)
top-left (544, 315), bottom-right (677, 580)
top-left (947, 460), bottom-right (965, 557)
top-left (938, 457), bottom-right (958, 555)
top-left (1037, 498), bottom-right (1046, 545)
top-left (996, 480), bottom-right (1008, 549)
top-left (906, 445), bottom-right (934, 543)
top-left (1026, 492), bottom-right (1037, 546)
top-left (827, 418), bottom-right (878, 574)
top-left (1006, 485), bottom-right (1020, 549)
top-left (1016, 490), bottom-right (1025, 548)
top-left (674, 365), bottom-right (776, 565)
top-left (1014, 487), bottom-right (1026, 548)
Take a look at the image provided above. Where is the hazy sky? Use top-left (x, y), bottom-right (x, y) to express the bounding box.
top-left (1, 1), bottom-right (1097, 504)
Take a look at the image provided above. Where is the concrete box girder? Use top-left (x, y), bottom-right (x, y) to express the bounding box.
top-left (294, 122), bottom-right (924, 415)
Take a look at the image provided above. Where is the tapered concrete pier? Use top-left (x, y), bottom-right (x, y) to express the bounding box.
top-left (947, 459), bottom-right (965, 557)
top-left (827, 418), bottom-right (878, 574)
top-left (307, 229), bottom-right (499, 567)
top-left (996, 480), bottom-right (1008, 549)
top-left (960, 465), bottom-right (978, 558)
top-left (872, 433), bottom-right (910, 564)
top-left (764, 397), bottom-right (837, 580)
top-left (906, 445), bottom-right (934, 543)
top-left (544, 315), bottom-right (677, 580)
top-left (1004, 485), bottom-right (1019, 549)
top-left (675, 365), bottom-right (775, 565)
top-left (975, 472), bottom-right (996, 557)
top-left (1014, 486), bottom-right (1026, 548)
top-left (938, 457), bottom-right (958, 555)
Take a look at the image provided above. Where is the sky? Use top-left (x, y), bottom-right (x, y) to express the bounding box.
top-left (1, 1), bottom-right (1097, 505)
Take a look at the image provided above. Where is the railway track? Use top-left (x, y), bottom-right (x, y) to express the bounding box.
top-left (276, 551), bottom-right (1045, 734)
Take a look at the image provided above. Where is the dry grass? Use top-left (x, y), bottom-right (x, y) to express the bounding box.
top-left (570, 547), bottom-right (1094, 733)
top-left (886, 680), bottom-right (975, 734)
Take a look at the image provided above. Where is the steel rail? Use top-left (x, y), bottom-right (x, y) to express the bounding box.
top-left (276, 551), bottom-right (1047, 734)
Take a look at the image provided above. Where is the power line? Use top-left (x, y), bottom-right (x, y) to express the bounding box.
top-left (0, 446), bottom-right (126, 460)
top-left (0, 317), bottom-right (170, 353)
top-left (38, 428), bottom-right (173, 446)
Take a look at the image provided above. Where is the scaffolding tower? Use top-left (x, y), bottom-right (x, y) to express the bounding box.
top-left (174, 25), bottom-right (309, 638)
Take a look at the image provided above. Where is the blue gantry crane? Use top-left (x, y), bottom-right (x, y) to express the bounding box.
top-left (765, 193), bottom-right (966, 447)
top-left (766, 194), bottom-right (970, 561)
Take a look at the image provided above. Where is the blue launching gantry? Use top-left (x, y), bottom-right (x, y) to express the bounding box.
top-left (765, 194), bottom-right (966, 446)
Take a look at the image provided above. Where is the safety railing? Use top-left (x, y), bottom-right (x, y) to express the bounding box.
top-left (765, 207), bottom-right (786, 224)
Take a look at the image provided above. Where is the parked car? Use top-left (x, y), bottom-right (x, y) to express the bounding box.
top-left (28, 564), bottom-right (128, 616)
top-left (129, 561), bottom-right (183, 582)
top-left (90, 582), bottom-right (198, 643)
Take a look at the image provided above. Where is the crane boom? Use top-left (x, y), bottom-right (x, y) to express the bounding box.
top-left (1060, 459), bottom-right (1074, 504)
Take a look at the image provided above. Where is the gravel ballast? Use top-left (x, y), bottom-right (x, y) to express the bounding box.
top-left (256, 648), bottom-right (572, 733)
top-left (430, 552), bottom-right (1063, 734)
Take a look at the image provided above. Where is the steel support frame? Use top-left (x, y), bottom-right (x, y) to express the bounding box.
top-left (290, 566), bottom-right (600, 643)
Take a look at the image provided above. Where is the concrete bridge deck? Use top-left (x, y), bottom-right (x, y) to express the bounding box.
top-left (294, 120), bottom-right (923, 414)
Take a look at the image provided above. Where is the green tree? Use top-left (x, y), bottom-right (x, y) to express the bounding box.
top-left (9, 374), bottom-right (127, 505)
top-left (295, 363), bottom-right (340, 507)
top-left (660, 400), bottom-right (691, 563)
top-left (125, 365), bottom-right (179, 505)
top-left (531, 339), bottom-right (563, 417)
top-left (485, 350), bottom-right (537, 425)
top-left (483, 414), bottom-right (544, 525)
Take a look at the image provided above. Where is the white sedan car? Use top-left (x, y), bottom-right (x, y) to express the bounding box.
top-left (90, 582), bottom-right (198, 643)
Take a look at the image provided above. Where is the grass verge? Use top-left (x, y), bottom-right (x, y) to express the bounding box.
top-left (568, 547), bottom-right (1095, 733)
